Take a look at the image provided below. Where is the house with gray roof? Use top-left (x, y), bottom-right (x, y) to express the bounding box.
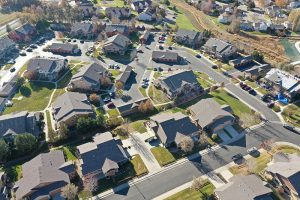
top-left (27, 57), bottom-right (68, 81)
top-left (52, 92), bottom-right (94, 129)
top-left (202, 38), bottom-right (237, 61)
top-left (8, 22), bottom-right (36, 42)
top-left (0, 37), bottom-right (16, 60)
top-left (116, 97), bottom-right (149, 116)
top-left (103, 34), bottom-right (131, 55)
top-left (215, 175), bottom-right (273, 200)
top-left (77, 132), bottom-right (128, 186)
top-left (14, 150), bottom-right (75, 200)
top-left (175, 29), bottom-right (203, 48)
top-left (130, 0), bottom-right (151, 12)
top-left (68, 62), bottom-right (108, 93)
top-left (266, 153), bottom-right (300, 199)
top-left (154, 70), bottom-right (203, 99)
top-left (189, 98), bottom-right (235, 133)
top-left (0, 111), bottom-right (41, 141)
top-left (229, 55), bottom-right (253, 68)
top-left (105, 24), bottom-right (130, 37)
top-left (105, 7), bottom-right (131, 20)
top-left (264, 68), bottom-right (300, 101)
top-left (0, 75), bottom-right (18, 98)
top-left (70, 22), bottom-right (98, 39)
top-left (117, 65), bottom-right (133, 87)
top-left (147, 112), bottom-right (200, 148)
top-left (152, 51), bottom-right (179, 63)
top-left (46, 43), bottom-right (80, 55)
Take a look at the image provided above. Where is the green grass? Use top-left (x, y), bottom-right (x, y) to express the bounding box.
top-left (97, 0), bottom-right (125, 7)
top-left (148, 85), bottom-right (170, 104)
top-left (165, 180), bottom-right (215, 200)
top-left (151, 146), bottom-right (176, 167)
top-left (107, 108), bottom-right (120, 118)
top-left (139, 87), bottom-right (147, 97)
top-left (194, 72), bottom-right (216, 89)
top-left (4, 81), bottom-right (55, 114)
top-left (130, 120), bottom-right (147, 133)
top-left (174, 11), bottom-right (198, 31)
top-left (131, 154), bottom-right (148, 176)
top-left (154, 72), bottom-right (162, 79)
top-left (46, 110), bottom-right (54, 132)
top-left (3, 64), bottom-right (13, 70)
top-left (109, 69), bottom-right (121, 77)
top-left (62, 147), bottom-right (77, 161)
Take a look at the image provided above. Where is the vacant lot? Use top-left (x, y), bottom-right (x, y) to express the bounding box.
top-left (4, 82), bottom-right (55, 114)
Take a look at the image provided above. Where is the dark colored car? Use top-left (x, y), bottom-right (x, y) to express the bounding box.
top-left (10, 67), bottom-right (16, 72)
top-left (107, 102), bottom-right (115, 109)
top-left (73, 39), bottom-right (77, 42)
top-left (267, 101), bottom-right (275, 108)
top-left (212, 65), bottom-right (218, 69)
top-left (168, 46), bottom-right (172, 50)
top-left (239, 82), bottom-right (245, 88)
top-left (232, 153), bottom-right (243, 161)
top-left (137, 49), bottom-right (144, 53)
top-left (26, 48), bottom-right (33, 52)
top-left (80, 40), bottom-right (84, 44)
top-left (29, 44), bottom-right (37, 49)
top-left (196, 54), bottom-right (201, 58)
top-left (248, 89), bottom-right (256, 95)
top-left (159, 45), bottom-right (164, 50)
top-left (158, 67), bottom-right (163, 71)
top-left (67, 39), bottom-right (72, 42)
top-left (283, 124), bottom-right (299, 134)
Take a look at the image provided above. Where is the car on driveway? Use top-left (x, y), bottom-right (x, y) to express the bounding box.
top-left (158, 40), bottom-right (164, 44)
top-left (137, 49), bottom-right (144, 53)
top-left (159, 45), bottom-right (164, 50)
top-left (29, 44), bottom-right (37, 49)
top-left (20, 51), bottom-right (27, 56)
top-left (10, 67), bottom-right (16, 72)
top-left (103, 97), bottom-right (111, 103)
top-left (168, 46), bottom-right (172, 50)
top-left (212, 65), bottom-right (218, 69)
top-left (80, 40), bottom-right (84, 44)
top-left (7, 59), bottom-right (15, 64)
top-left (247, 147), bottom-right (260, 157)
top-left (232, 153), bottom-right (243, 162)
top-left (107, 102), bottom-right (115, 109)
top-left (283, 124), bottom-right (299, 134)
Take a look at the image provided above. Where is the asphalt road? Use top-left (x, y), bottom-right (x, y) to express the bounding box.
top-left (102, 122), bottom-right (300, 200)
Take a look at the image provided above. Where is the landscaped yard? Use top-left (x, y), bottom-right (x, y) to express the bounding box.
top-left (139, 87), bottom-right (147, 97)
top-left (165, 180), bottom-right (215, 200)
top-left (129, 120), bottom-right (147, 133)
top-left (282, 102), bottom-right (300, 127)
top-left (107, 108), bottom-right (120, 118)
top-left (4, 81), bottom-right (55, 114)
top-left (151, 146), bottom-right (176, 167)
top-left (97, 0), bottom-right (125, 7)
top-left (109, 69), bottom-right (121, 77)
top-left (148, 85), bottom-right (170, 104)
top-left (174, 10), bottom-right (198, 31)
top-left (194, 72), bottom-right (216, 89)
top-left (45, 110), bottom-right (54, 133)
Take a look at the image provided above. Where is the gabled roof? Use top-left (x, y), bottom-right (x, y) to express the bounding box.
top-left (150, 112), bottom-right (200, 145)
top-left (158, 70), bottom-right (199, 92)
top-left (52, 92), bottom-right (93, 123)
top-left (27, 57), bottom-right (66, 73)
top-left (152, 51), bottom-right (178, 61)
top-left (71, 22), bottom-right (94, 33)
top-left (48, 43), bottom-right (77, 52)
top-left (15, 150), bottom-right (71, 200)
top-left (215, 175), bottom-right (273, 200)
top-left (70, 62), bottom-right (107, 89)
top-left (204, 38), bottom-right (235, 55)
top-left (176, 29), bottom-right (201, 40)
top-left (118, 65), bottom-right (132, 84)
top-left (104, 34), bottom-right (131, 48)
top-left (105, 7), bottom-right (131, 18)
top-left (14, 23), bottom-right (35, 36)
top-left (105, 24), bottom-right (129, 33)
top-left (116, 97), bottom-right (149, 114)
top-left (77, 132), bottom-right (128, 176)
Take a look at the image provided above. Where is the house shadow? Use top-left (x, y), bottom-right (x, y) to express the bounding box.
top-left (123, 72), bottom-right (137, 91)
top-left (113, 182), bottom-right (130, 196)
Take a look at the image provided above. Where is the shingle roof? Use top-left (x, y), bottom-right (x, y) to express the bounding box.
top-left (105, 7), bottom-right (131, 18)
top-left (104, 34), bottom-right (131, 48)
top-left (27, 57), bottom-right (66, 73)
top-left (52, 92), bottom-right (93, 123)
top-left (15, 150), bottom-right (71, 200)
top-left (14, 23), bottom-right (35, 36)
top-left (48, 43), bottom-right (77, 52)
top-left (0, 111), bottom-right (40, 138)
top-left (0, 75), bottom-right (18, 97)
top-left (71, 22), bottom-right (94, 33)
top-left (70, 62), bottom-right (107, 90)
top-left (150, 112), bottom-right (200, 145)
top-left (189, 98), bottom-right (234, 128)
top-left (158, 70), bottom-right (199, 92)
top-left (204, 38), bottom-right (234, 55)
top-left (118, 65), bottom-right (132, 84)
top-left (176, 29), bottom-right (201, 40)
top-left (152, 51), bottom-right (178, 60)
top-left (105, 24), bottom-right (129, 33)
top-left (77, 132), bottom-right (128, 176)
top-left (215, 175), bottom-right (273, 200)
top-left (116, 97), bottom-right (148, 114)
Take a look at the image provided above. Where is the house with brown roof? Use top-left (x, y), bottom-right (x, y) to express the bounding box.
top-left (14, 150), bottom-right (75, 200)
top-left (152, 51), bottom-right (179, 63)
top-left (116, 97), bottom-right (149, 116)
top-left (175, 29), bottom-right (203, 48)
top-left (77, 132), bottom-right (128, 186)
top-left (70, 22), bottom-right (99, 39)
top-left (46, 43), bottom-right (81, 55)
top-left (146, 112), bottom-right (200, 148)
top-left (103, 34), bottom-right (131, 55)
top-left (8, 23), bottom-right (36, 42)
top-left (116, 65), bottom-right (133, 87)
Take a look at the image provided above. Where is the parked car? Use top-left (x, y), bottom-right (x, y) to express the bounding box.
top-left (247, 147), bottom-right (259, 156)
top-left (267, 101), bottom-right (275, 108)
top-left (10, 67), bottom-right (16, 72)
top-left (283, 124), bottom-right (299, 134)
top-left (158, 67), bottom-right (163, 71)
top-left (29, 44), bottom-right (37, 49)
top-left (114, 64), bottom-right (120, 69)
top-left (158, 40), bottom-right (164, 44)
top-left (143, 78), bottom-right (149, 82)
top-left (107, 102), bottom-right (115, 109)
top-left (159, 37), bottom-right (165, 40)
top-left (248, 89), bottom-right (256, 95)
top-left (26, 48), bottom-right (33, 52)
top-left (103, 97), bottom-right (111, 103)
top-left (168, 46), bottom-right (172, 50)
top-left (73, 39), bottom-right (77, 42)
top-left (67, 39), bottom-right (72, 42)
top-left (232, 153), bottom-right (243, 162)
top-left (212, 65), bottom-right (218, 69)
top-left (153, 68), bottom-right (158, 71)
top-left (161, 33), bottom-right (167, 37)
top-left (137, 49), bottom-right (144, 53)
top-left (109, 64), bottom-right (114, 69)
top-left (7, 59), bottom-right (15, 64)
top-left (20, 51), bottom-right (27, 56)
top-left (195, 54), bottom-right (201, 58)
top-left (80, 40), bottom-right (84, 44)
top-left (109, 92), bottom-right (115, 99)
top-left (159, 45), bottom-right (164, 50)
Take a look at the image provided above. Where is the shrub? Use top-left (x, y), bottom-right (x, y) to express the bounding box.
top-left (272, 105), bottom-right (281, 112)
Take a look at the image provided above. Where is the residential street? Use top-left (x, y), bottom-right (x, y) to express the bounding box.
top-left (101, 122), bottom-right (300, 200)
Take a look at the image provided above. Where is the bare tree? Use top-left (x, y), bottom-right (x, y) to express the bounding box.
top-left (85, 176), bottom-right (98, 193)
top-left (61, 183), bottom-right (78, 200)
top-left (191, 176), bottom-right (206, 191)
top-left (180, 136), bottom-right (194, 153)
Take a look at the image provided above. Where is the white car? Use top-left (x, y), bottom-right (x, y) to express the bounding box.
top-left (247, 147), bottom-right (259, 155)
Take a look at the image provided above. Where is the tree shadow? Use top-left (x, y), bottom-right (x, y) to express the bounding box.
top-left (19, 86), bottom-right (31, 97)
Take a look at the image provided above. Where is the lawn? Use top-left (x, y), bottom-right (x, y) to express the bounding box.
top-left (97, 0), bottom-right (125, 6)
top-left (194, 72), bottom-right (214, 89)
top-left (148, 85), bottom-right (170, 104)
top-left (282, 102), bottom-right (300, 127)
top-left (46, 110), bottom-right (54, 133)
top-left (165, 180), bottom-right (215, 200)
top-left (175, 11), bottom-right (198, 31)
top-left (109, 69), bottom-right (121, 77)
top-left (129, 120), bottom-right (147, 133)
top-left (4, 81), bottom-right (55, 114)
top-left (151, 146), bottom-right (176, 167)
top-left (107, 108), bottom-right (120, 118)
top-left (131, 154), bottom-right (148, 176)
top-left (139, 87), bottom-right (147, 97)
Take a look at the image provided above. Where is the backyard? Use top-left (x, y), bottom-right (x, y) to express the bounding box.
top-left (165, 180), bottom-right (215, 200)
top-left (4, 81), bottom-right (55, 114)
top-left (151, 146), bottom-right (176, 167)
top-left (148, 85), bottom-right (171, 104)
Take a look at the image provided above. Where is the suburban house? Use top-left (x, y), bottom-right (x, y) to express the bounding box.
top-left (68, 62), bottom-right (108, 93)
top-left (265, 153), bottom-right (300, 199)
top-left (0, 111), bottom-right (41, 141)
top-left (103, 34), bottom-right (131, 55)
top-left (264, 69), bottom-right (300, 101)
top-left (154, 70), bottom-right (203, 99)
top-left (105, 7), bottom-right (131, 19)
top-left (8, 23), bottom-right (36, 42)
top-left (152, 51), bottom-right (179, 63)
top-left (228, 55), bottom-right (253, 68)
top-left (218, 13), bottom-right (232, 24)
top-left (138, 7), bottom-right (156, 21)
top-left (52, 92), bottom-right (94, 129)
top-left (188, 98), bottom-right (235, 133)
top-left (46, 43), bottom-right (80, 55)
top-left (104, 24), bottom-right (130, 37)
top-left (77, 132), bottom-right (128, 186)
top-left (146, 112), bottom-right (201, 148)
top-left (175, 29), bottom-right (203, 48)
top-left (0, 75), bottom-right (18, 98)
top-left (14, 150), bottom-right (75, 200)
top-left (240, 20), bottom-right (254, 31)
top-left (26, 57), bottom-right (68, 81)
top-left (116, 65), bottom-right (133, 87)
top-left (202, 38), bottom-right (237, 61)
top-left (77, 0), bottom-right (96, 18)
top-left (130, 0), bottom-right (151, 12)
top-left (253, 21), bottom-right (268, 32)
top-left (139, 30), bottom-right (151, 44)
top-left (214, 175), bottom-right (273, 200)
top-left (116, 97), bottom-right (150, 116)
top-left (70, 22), bottom-right (98, 39)
top-left (0, 37), bottom-right (16, 60)
top-left (265, 5), bottom-right (280, 17)
top-left (244, 63), bottom-right (271, 79)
